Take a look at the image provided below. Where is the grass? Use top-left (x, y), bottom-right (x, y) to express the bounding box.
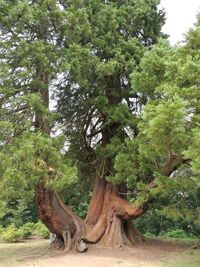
top-left (162, 249), bottom-right (200, 267)
top-left (0, 237), bottom-right (199, 267)
top-left (0, 239), bottom-right (58, 267)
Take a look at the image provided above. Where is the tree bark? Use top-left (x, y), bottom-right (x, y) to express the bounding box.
top-left (36, 182), bottom-right (88, 252)
top-left (84, 176), bottom-right (146, 247)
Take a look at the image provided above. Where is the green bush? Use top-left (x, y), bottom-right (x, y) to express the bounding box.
top-left (35, 221), bottom-right (50, 239)
top-left (144, 229), bottom-right (199, 240)
top-left (144, 232), bottom-right (156, 238)
top-left (0, 221), bottom-right (50, 242)
top-left (0, 197), bottom-right (38, 229)
top-left (0, 224), bottom-right (23, 243)
top-left (187, 232), bottom-right (197, 239)
top-left (20, 222), bottom-right (35, 238)
top-left (0, 227), bottom-right (4, 236)
top-left (160, 229), bottom-right (189, 239)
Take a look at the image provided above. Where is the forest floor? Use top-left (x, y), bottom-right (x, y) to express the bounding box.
top-left (0, 236), bottom-right (199, 267)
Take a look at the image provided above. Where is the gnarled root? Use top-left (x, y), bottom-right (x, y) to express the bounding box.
top-left (101, 216), bottom-right (132, 247)
top-left (37, 178), bottom-right (147, 251)
top-left (83, 192), bottom-right (147, 248)
top-left (50, 233), bottom-right (64, 249)
top-left (83, 214), bottom-right (107, 243)
top-left (36, 183), bottom-right (88, 252)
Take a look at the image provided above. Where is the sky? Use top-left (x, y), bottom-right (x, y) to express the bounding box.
top-left (160, 0), bottom-right (200, 44)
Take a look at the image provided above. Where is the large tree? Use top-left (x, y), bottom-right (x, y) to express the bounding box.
top-left (56, 0), bottom-right (166, 247)
top-left (0, 0), bottom-right (199, 252)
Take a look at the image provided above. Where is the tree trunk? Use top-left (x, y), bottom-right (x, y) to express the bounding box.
top-left (82, 76), bottom-right (147, 248)
top-left (36, 182), bottom-right (88, 252)
top-left (36, 175), bottom-right (146, 251)
top-left (84, 176), bottom-right (146, 247)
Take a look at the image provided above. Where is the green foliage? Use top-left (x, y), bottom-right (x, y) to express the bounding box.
top-left (0, 201), bottom-right (8, 219)
top-left (0, 226), bottom-right (3, 236)
top-left (0, 224), bottom-right (24, 243)
top-left (131, 39), bottom-right (171, 97)
top-left (69, 199), bottom-right (89, 219)
top-left (185, 129), bottom-right (200, 187)
top-left (144, 229), bottom-right (198, 239)
top-left (135, 195), bottom-right (200, 238)
top-left (20, 222), bottom-right (36, 239)
top-left (125, 21), bottom-right (200, 218)
top-left (35, 221), bottom-right (50, 239)
top-left (0, 222), bottom-right (47, 243)
top-left (144, 232), bottom-right (156, 238)
top-left (0, 132), bottom-right (77, 212)
top-left (57, 0), bottom-right (165, 182)
top-left (60, 180), bottom-right (91, 219)
top-left (0, 197), bottom-right (37, 228)
top-left (0, 221), bottom-right (50, 243)
top-left (160, 229), bottom-right (198, 240)
top-left (139, 96), bottom-right (187, 157)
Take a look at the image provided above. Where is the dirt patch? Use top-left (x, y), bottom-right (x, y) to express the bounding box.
top-left (0, 238), bottom-right (199, 267)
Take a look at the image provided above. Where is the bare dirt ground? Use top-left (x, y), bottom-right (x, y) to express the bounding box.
top-left (0, 237), bottom-right (199, 267)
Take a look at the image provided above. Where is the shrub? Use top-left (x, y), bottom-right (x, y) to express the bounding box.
top-left (160, 229), bottom-right (189, 239)
top-left (20, 222), bottom-right (35, 238)
top-left (0, 224), bottom-right (23, 243)
top-left (144, 232), bottom-right (156, 237)
top-left (35, 221), bottom-right (50, 239)
top-left (0, 227), bottom-right (4, 236)
top-left (187, 232), bottom-right (197, 239)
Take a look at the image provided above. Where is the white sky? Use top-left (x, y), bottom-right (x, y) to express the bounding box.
top-left (160, 0), bottom-right (200, 44)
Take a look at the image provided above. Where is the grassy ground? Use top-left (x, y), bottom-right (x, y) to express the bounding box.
top-left (0, 239), bottom-right (56, 267)
top-left (164, 250), bottom-right (200, 267)
top-left (0, 237), bottom-right (199, 267)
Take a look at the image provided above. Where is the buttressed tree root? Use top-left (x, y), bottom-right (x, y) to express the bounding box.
top-left (36, 177), bottom-right (147, 252)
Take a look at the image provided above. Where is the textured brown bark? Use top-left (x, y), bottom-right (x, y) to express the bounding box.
top-left (36, 182), bottom-right (88, 251)
top-left (84, 177), bottom-right (146, 247)
top-left (36, 177), bottom-right (146, 250)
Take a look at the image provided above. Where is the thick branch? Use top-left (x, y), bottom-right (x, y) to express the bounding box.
top-left (110, 194), bottom-right (148, 220)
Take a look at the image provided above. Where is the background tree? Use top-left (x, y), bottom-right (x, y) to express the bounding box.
top-left (0, 0), bottom-right (89, 251)
top-left (130, 20), bottom-right (200, 233)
